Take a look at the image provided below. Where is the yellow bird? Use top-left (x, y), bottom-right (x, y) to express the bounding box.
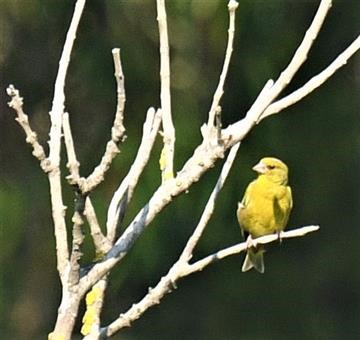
top-left (237, 157), bottom-right (293, 273)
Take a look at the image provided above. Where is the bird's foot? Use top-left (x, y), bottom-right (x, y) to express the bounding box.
top-left (246, 235), bottom-right (256, 249)
top-left (277, 230), bottom-right (284, 244)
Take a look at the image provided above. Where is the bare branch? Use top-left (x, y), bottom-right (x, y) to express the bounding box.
top-left (64, 112), bottom-right (110, 256)
top-left (69, 46), bottom-right (125, 340)
top-left (68, 208), bottom-right (86, 286)
top-left (100, 225), bottom-right (319, 336)
top-left (157, 0), bottom-right (175, 181)
top-left (85, 198), bottom-right (112, 254)
top-left (240, 0), bottom-right (333, 126)
top-left (111, 48), bottom-right (126, 143)
top-left (207, 0), bottom-right (239, 131)
top-left (78, 48), bottom-right (126, 194)
top-left (48, 1), bottom-right (87, 338)
top-left (270, 0), bottom-right (332, 90)
top-left (179, 142), bottom-right (241, 263)
top-left (224, 0), bottom-right (334, 141)
top-left (6, 85), bottom-right (49, 172)
top-left (259, 34), bottom-right (360, 121)
top-left (48, 0), bottom-right (86, 169)
top-left (106, 108), bottom-right (162, 241)
top-left (62, 112), bottom-right (81, 183)
top-left (184, 225), bottom-right (320, 275)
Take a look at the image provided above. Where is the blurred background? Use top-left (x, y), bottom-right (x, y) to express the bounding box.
top-left (1, 0), bottom-right (359, 339)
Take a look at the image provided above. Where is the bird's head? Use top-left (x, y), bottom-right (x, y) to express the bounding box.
top-left (252, 157), bottom-right (289, 185)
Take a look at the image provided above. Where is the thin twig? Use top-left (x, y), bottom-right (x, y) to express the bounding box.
top-left (207, 0), bottom-right (239, 131)
top-left (110, 48), bottom-right (126, 143)
top-left (48, 0), bottom-right (86, 169)
top-left (157, 0), bottom-right (175, 181)
top-left (85, 198), bottom-right (112, 254)
top-left (106, 108), bottom-right (162, 241)
top-left (6, 85), bottom-right (49, 172)
top-left (62, 112), bottom-right (81, 184)
top-left (80, 48), bottom-right (126, 194)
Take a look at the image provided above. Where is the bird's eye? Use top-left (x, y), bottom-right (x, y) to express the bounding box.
top-left (267, 165), bottom-right (276, 170)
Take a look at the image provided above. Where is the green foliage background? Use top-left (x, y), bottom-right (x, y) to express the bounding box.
top-left (0, 0), bottom-right (359, 338)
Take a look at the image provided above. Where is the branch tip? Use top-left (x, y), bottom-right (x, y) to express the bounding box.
top-left (228, 0), bottom-right (239, 11)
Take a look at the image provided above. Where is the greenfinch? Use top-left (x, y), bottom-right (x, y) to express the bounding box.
top-left (237, 157), bottom-right (293, 273)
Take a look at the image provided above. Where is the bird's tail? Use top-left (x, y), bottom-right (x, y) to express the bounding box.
top-left (242, 247), bottom-right (265, 273)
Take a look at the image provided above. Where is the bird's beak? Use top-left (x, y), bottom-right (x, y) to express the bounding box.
top-left (252, 161), bottom-right (267, 174)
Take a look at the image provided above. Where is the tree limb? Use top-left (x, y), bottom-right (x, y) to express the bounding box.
top-left (106, 107), bottom-right (162, 241)
top-left (157, 0), bottom-right (175, 181)
top-left (207, 0), bottom-right (239, 133)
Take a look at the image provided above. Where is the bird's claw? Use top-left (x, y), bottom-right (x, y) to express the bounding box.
top-left (246, 235), bottom-right (255, 249)
top-left (277, 230), bottom-right (284, 244)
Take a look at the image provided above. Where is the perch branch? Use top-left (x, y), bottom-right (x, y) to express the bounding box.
top-left (157, 0), bottom-right (175, 181)
top-left (207, 0), bottom-right (239, 132)
top-left (100, 225), bottom-right (319, 336)
top-left (185, 225), bottom-right (319, 274)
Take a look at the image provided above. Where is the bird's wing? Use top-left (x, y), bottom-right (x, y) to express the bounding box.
top-left (282, 185), bottom-right (293, 226)
top-left (241, 181), bottom-right (255, 207)
top-left (287, 186), bottom-right (293, 211)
